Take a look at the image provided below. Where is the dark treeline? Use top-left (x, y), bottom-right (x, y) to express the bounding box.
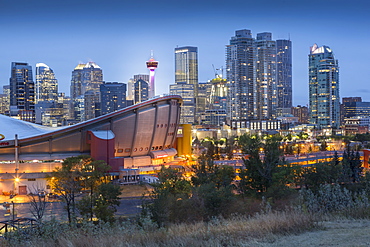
top-left (143, 134), bottom-right (370, 226)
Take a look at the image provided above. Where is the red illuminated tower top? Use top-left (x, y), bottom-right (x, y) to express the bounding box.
top-left (146, 57), bottom-right (158, 70)
top-left (146, 51), bottom-right (158, 98)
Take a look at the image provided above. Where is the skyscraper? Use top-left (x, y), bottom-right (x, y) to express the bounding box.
top-left (226, 29), bottom-right (292, 124)
top-left (70, 62), bottom-right (103, 99)
top-left (70, 62), bottom-right (103, 121)
top-left (134, 79), bottom-right (149, 104)
top-left (175, 46), bottom-right (198, 123)
top-left (9, 62), bottom-right (35, 122)
top-left (255, 32), bottom-right (277, 120)
top-left (35, 63), bottom-right (58, 103)
top-left (170, 83), bottom-right (195, 124)
top-left (276, 39), bottom-right (292, 109)
top-left (309, 44), bottom-right (340, 129)
top-left (100, 82), bottom-right (127, 115)
top-left (226, 30), bottom-right (255, 121)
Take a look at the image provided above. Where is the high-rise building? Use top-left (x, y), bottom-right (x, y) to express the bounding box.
top-left (0, 94), bottom-right (8, 115)
top-left (226, 29), bottom-right (255, 121)
top-left (100, 82), bottom-right (127, 115)
top-left (134, 79), bottom-right (149, 104)
top-left (9, 62), bottom-right (35, 122)
top-left (276, 39), bottom-right (292, 109)
top-left (309, 44), bottom-right (340, 129)
top-left (35, 63), bottom-right (58, 103)
top-left (0, 85), bottom-right (10, 115)
top-left (226, 29), bottom-right (292, 124)
top-left (255, 32), bottom-right (277, 120)
top-left (84, 90), bottom-right (100, 120)
top-left (175, 46), bottom-right (198, 123)
top-left (209, 77), bottom-right (228, 111)
top-left (70, 62), bottom-right (103, 99)
top-left (170, 83), bottom-right (195, 124)
top-left (70, 62), bottom-right (103, 122)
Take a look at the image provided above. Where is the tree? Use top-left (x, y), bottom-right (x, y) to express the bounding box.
top-left (238, 134), bottom-right (295, 198)
top-left (192, 159), bottom-right (235, 189)
top-left (49, 155), bottom-right (112, 224)
top-left (79, 159), bottom-right (111, 221)
top-left (28, 185), bottom-right (48, 224)
top-left (93, 183), bottom-right (122, 223)
top-left (145, 166), bottom-right (192, 226)
top-left (341, 147), bottom-right (363, 183)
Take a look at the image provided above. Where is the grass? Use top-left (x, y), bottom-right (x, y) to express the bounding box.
top-left (0, 210), bottom-right (317, 247)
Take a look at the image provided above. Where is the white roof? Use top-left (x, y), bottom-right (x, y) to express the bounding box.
top-left (0, 114), bottom-right (63, 141)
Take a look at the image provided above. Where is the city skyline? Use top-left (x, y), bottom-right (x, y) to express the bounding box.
top-left (1, 0), bottom-right (369, 106)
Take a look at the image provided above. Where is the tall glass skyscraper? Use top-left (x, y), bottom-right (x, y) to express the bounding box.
top-left (35, 63), bottom-right (58, 103)
top-left (226, 30), bottom-right (289, 122)
top-left (276, 39), bottom-right (292, 109)
top-left (309, 44), bottom-right (340, 129)
top-left (174, 46), bottom-right (198, 123)
top-left (226, 29), bottom-right (255, 121)
top-left (9, 62), bottom-right (35, 121)
top-left (70, 62), bottom-right (103, 121)
top-left (255, 32), bottom-right (277, 120)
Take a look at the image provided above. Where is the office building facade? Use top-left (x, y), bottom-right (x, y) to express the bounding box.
top-left (70, 62), bottom-right (103, 122)
top-left (134, 79), bottom-right (149, 104)
top-left (35, 63), bottom-right (58, 103)
top-left (175, 46), bottom-right (199, 123)
top-left (309, 44), bottom-right (340, 129)
top-left (100, 82), bottom-right (127, 115)
top-left (9, 62), bottom-right (35, 122)
top-left (276, 39), bottom-right (292, 109)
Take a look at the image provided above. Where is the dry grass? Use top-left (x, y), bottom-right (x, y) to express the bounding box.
top-left (120, 184), bottom-right (151, 198)
top-left (0, 210), bottom-right (317, 247)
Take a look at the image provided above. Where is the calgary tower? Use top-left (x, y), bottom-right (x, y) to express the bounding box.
top-left (146, 51), bottom-right (158, 98)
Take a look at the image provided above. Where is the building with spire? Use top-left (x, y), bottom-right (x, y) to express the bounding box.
top-left (146, 53), bottom-right (158, 98)
top-left (309, 44), bottom-right (340, 129)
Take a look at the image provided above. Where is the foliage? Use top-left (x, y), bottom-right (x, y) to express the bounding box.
top-left (192, 159), bottom-right (235, 189)
top-left (238, 134), bottom-right (295, 199)
top-left (299, 183), bottom-right (370, 217)
top-left (341, 147), bottom-right (362, 183)
top-left (93, 183), bottom-right (122, 223)
top-left (48, 155), bottom-right (112, 224)
top-left (144, 166), bottom-right (192, 226)
top-left (300, 154), bottom-right (342, 191)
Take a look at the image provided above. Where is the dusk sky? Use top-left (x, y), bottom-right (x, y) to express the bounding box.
top-left (1, 0), bottom-right (369, 106)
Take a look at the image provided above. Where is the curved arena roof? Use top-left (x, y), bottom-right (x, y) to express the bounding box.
top-left (0, 95), bottom-right (182, 162)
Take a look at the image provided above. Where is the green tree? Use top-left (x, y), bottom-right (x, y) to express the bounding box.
top-left (145, 166), bottom-right (192, 226)
top-left (238, 134), bottom-right (295, 198)
top-left (192, 159), bottom-right (235, 189)
top-left (341, 147), bottom-right (363, 183)
top-left (49, 155), bottom-right (86, 224)
top-left (49, 155), bottom-right (112, 224)
top-left (93, 183), bottom-right (122, 223)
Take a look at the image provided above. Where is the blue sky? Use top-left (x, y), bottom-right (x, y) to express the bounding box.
top-left (1, 0), bottom-right (369, 106)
